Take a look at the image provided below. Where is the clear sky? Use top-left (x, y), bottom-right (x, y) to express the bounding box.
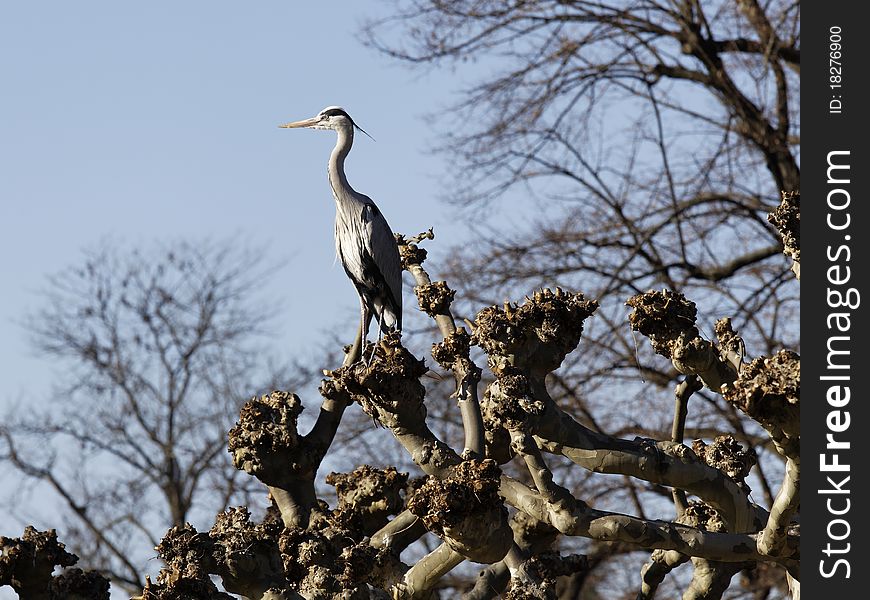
top-left (0, 0), bottom-right (474, 556)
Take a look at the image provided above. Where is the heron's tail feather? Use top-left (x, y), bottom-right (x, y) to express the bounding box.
top-left (373, 301), bottom-right (400, 334)
top-left (379, 308), bottom-right (399, 333)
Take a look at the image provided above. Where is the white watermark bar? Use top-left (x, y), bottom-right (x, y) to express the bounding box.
top-left (804, 3), bottom-right (869, 595)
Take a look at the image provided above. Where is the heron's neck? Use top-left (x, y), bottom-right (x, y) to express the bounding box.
top-left (328, 127), bottom-right (359, 205)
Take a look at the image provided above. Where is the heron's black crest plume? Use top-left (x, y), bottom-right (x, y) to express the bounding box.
top-left (320, 107), bottom-right (375, 141)
top-left (354, 123), bottom-right (375, 142)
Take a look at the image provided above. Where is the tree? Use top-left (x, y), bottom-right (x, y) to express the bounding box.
top-left (0, 240), bottom-right (297, 595)
top-left (0, 218), bottom-right (798, 600)
top-left (361, 0), bottom-right (799, 351)
top-left (354, 3), bottom-right (800, 595)
top-left (1, 208), bottom-right (800, 599)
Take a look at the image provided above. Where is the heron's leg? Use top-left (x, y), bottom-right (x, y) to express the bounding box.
top-left (368, 311), bottom-right (385, 364)
top-left (361, 302), bottom-right (374, 364)
top-left (346, 299), bottom-right (372, 366)
top-left (377, 310), bottom-right (386, 341)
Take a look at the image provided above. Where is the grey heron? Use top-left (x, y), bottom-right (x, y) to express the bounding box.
top-left (280, 106), bottom-right (402, 363)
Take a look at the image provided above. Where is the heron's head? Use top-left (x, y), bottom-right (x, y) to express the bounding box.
top-left (279, 106), bottom-right (373, 139)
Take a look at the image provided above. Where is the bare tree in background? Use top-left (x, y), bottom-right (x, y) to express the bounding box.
top-left (354, 1), bottom-right (800, 596)
top-left (0, 240), bottom-right (302, 595)
top-left (361, 0), bottom-right (799, 359)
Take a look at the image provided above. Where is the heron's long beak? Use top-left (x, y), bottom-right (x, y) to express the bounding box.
top-left (279, 116), bottom-right (319, 129)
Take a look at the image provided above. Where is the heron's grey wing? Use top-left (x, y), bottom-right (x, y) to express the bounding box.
top-left (360, 202), bottom-right (403, 327)
top-left (335, 212), bottom-right (367, 286)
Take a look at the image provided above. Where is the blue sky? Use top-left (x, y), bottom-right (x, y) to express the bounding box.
top-left (0, 0), bottom-right (476, 548)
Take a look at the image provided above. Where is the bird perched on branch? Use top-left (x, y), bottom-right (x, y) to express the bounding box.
top-left (280, 106), bottom-right (402, 363)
